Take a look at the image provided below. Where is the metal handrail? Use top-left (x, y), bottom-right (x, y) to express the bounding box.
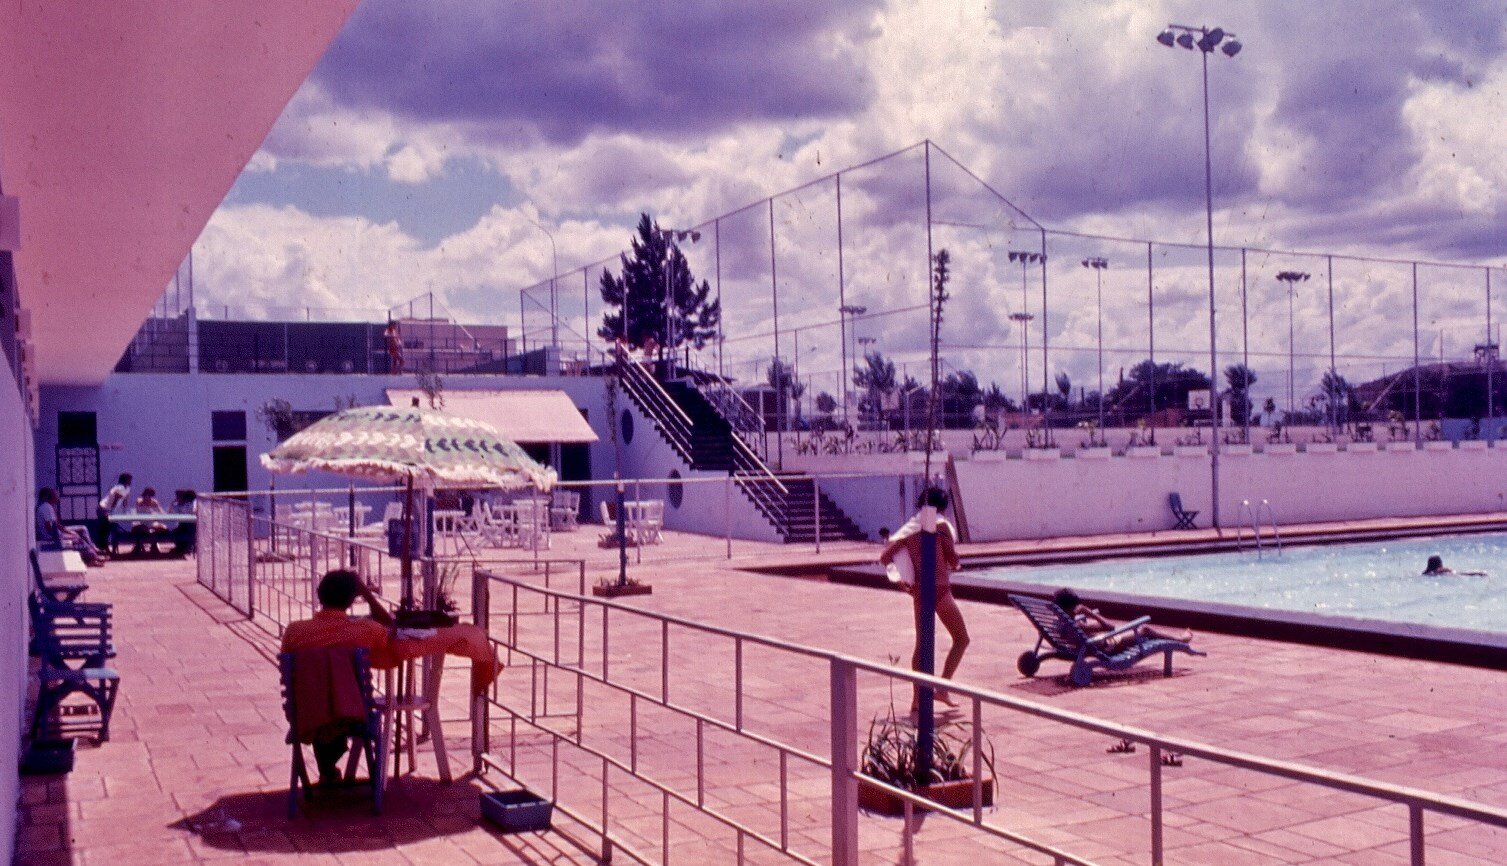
top-left (478, 571), bottom-right (1507, 866)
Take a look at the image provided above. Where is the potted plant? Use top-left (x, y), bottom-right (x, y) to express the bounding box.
top-left (1126, 422), bottom-right (1160, 457)
top-left (1077, 422), bottom-right (1112, 459)
top-left (1305, 433), bottom-right (1339, 454)
top-left (1023, 427), bottom-right (1059, 460)
top-left (857, 706), bottom-right (995, 816)
top-left (592, 347), bottom-right (652, 599)
top-left (1221, 429), bottom-right (1253, 456)
top-left (1173, 430), bottom-right (1207, 457)
top-left (1264, 424), bottom-right (1297, 455)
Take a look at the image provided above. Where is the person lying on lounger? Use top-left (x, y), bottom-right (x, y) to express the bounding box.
top-left (1052, 588), bottom-right (1192, 652)
top-left (1423, 555), bottom-right (1486, 577)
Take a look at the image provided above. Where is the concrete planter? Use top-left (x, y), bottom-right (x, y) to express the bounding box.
top-left (1076, 447), bottom-right (1113, 460)
top-left (1221, 444), bottom-right (1253, 456)
top-left (1174, 446), bottom-right (1208, 457)
top-left (969, 450), bottom-right (1008, 463)
top-left (1386, 442), bottom-right (1418, 453)
top-left (1305, 442), bottom-right (1339, 454)
top-left (1263, 443), bottom-right (1297, 455)
top-left (1126, 446), bottom-right (1162, 458)
top-left (857, 776), bottom-right (994, 816)
top-left (1345, 441), bottom-right (1379, 453)
top-left (1023, 448), bottom-right (1061, 461)
top-left (1460, 439), bottom-right (1489, 452)
top-left (1423, 441), bottom-right (1453, 452)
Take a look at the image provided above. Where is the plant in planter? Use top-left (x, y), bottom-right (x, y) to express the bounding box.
top-left (1078, 421), bottom-right (1108, 449)
top-left (858, 705), bottom-right (995, 816)
top-left (394, 562), bottom-right (463, 629)
top-left (1222, 428), bottom-right (1248, 446)
top-left (1174, 429), bottom-right (1204, 447)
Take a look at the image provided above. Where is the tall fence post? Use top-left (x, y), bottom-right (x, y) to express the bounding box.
top-left (724, 474), bottom-right (733, 559)
top-left (472, 563), bottom-right (490, 774)
top-left (813, 474), bottom-right (822, 554)
top-left (829, 657), bottom-right (859, 866)
top-left (243, 499), bottom-right (256, 618)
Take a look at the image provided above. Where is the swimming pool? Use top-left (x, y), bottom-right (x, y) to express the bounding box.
top-left (967, 533), bottom-right (1507, 634)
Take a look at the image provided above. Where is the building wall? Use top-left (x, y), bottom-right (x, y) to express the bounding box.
top-left (0, 362), bottom-right (33, 866)
top-left (955, 446), bottom-right (1507, 541)
top-left (37, 373), bottom-right (612, 507)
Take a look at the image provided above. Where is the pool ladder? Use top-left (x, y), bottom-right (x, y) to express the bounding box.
top-left (1237, 499), bottom-right (1282, 558)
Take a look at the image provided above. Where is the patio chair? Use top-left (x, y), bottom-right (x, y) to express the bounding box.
top-left (279, 647), bottom-right (387, 819)
top-left (635, 500), bottom-right (665, 546)
top-left (1007, 593), bottom-right (1205, 687)
top-left (1168, 493), bottom-right (1199, 530)
top-left (30, 595), bottom-right (120, 741)
top-left (551, 490), bottom-right (580, 531)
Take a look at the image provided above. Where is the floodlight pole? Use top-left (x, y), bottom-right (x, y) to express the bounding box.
top-left (1160, 21), bottom-right (1241, 530)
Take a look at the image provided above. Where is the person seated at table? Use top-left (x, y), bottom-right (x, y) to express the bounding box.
top-left (1053, 588), bottom-right (1192, 652)
top-left (36, 487), bottom-right (107, 566)
top-left (170, 489), bottom-right (198, 555)
top-left (131, 487), bottom-right (171, 554)
top-left (96, 472), bottom-right (132, 551)
top-left (281, 570), bottom-right (502, 784)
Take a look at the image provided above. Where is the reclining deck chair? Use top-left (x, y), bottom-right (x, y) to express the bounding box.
top-left (1168, 493), bottom-right (1199, 530)
top-left (1007, 593), bottom-right (1205, 687)
top-left (279, 647), bottom-right (387, 818)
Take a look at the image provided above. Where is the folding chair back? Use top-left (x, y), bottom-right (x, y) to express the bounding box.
top-left (1168, 493), bottom-right (1199, 530)
top-left (279, 647), bottom-right (386, 818)
top-left (30, 549), bottom-right (87, 605)
top-left (30, 599), bottom-right (120, 741)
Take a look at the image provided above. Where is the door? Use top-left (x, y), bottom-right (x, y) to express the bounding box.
top-left (212, 445), bottom-right (248, 493)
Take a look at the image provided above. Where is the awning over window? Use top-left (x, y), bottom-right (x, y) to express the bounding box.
top-left (386, 389), bottom-right (598, 444)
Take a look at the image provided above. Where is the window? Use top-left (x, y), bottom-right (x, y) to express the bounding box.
top-left (212, 410), bottom-right (247, 442)
top-left (57, 411), bottom-right (97, 445)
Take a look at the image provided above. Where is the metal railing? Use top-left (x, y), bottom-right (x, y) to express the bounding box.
top-left (1236, 497), bottom-right (1283, 558)
top-left (613, 352), bottom-right (792, 529)
top-left (471, 568), bottom-right (1507, 866)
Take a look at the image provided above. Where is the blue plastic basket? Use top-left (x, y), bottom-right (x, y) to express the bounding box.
top-left (480, 789), bottom-right (553, 833)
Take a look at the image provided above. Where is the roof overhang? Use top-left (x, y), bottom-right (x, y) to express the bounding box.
top-left (0, 1), bottom-right (360, 386)
top-left (386, 389), bottom-right (600, 444)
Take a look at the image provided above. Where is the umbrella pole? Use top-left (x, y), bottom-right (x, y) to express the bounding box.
top-left (401, 476), bottom-right (414, 608)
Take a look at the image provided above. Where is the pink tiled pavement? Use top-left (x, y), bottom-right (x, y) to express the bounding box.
top-left (17, 523), bottom-right (1507, 865)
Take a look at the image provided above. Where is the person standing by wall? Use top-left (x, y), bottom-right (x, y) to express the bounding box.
top-left (384, 320), bottom-right (404, 374)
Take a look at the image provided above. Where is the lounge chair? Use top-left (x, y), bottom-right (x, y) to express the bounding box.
top-left (1168, 493), bottom-right (1199, 530)
top-left (1007, 593), bottom-right (1205, 687)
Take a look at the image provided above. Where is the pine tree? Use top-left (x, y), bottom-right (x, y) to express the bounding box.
top-left (598, 213), bottom-right (720, 362)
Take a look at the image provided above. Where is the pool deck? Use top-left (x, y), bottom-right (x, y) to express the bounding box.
top-left (16, 517), bottom-right (1507, 864)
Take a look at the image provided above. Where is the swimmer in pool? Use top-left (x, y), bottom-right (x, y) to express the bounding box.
top-left (1423, 555), bottom-right (1487, 577)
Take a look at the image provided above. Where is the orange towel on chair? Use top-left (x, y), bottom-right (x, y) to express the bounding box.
top-left (290, 647), bottom-right (368, 744)
top-left (392, 624), bottom-right (502, 696)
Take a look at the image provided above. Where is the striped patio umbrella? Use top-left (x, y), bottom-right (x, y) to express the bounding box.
top-left (260, 403), bottom-right (556, 491)
top-left (260, 403), bottom-right (556, 604)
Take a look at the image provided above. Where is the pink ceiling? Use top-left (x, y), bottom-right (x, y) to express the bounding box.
top-left (0, 0), bottom-right (361, 385)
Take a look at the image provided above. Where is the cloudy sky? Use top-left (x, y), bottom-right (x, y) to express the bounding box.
top-left (197, 0), bottom-right (1507, 406)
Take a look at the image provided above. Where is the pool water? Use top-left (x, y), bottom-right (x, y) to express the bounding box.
top-left (968, 533), bottom-right (1507, 633)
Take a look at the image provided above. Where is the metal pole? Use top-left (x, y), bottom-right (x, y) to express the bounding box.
top-left (837, 174), bottom-right (849, 427)
top-left (915, 506), bottom-right (938, 787)
top-left (1040, 230), bottom-right (1050, 440)
top-left (1148, 243), bottom-right (1156, 436)
top-left (1413, 262), bottom-right (1422, 443)
top-left (770, 199), bottom-right (783, 469)
top-left (715, 219), bottom-right (724, 380)
top-left (1241, 248), bottom-right (1249, 443)
top-left (1201, 45), bottom-right (1222, 528)
top-left (829, 659), bottom-right (859, 866)
top-left (1289, 282), bottom-right (1297, 415)
top-left (1096, 265), bottom-right (1105, 431)
top-left (1489, 268), bottom-right (1495, 436)
top-left (1327, 255), bottom-right (1337, 433)
top-left (926, 141), bottom-right (936, 465)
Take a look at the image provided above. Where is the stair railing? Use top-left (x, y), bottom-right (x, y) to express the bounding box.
top-left (699, 376), bottom-right (770, 461)
top-left (616, 351), bottom-right (696, 462)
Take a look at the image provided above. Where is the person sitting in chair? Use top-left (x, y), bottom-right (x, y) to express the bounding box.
top-left (36, 487), bottom-right (107, 566)
top-left (131, 487), bottom-right (171, 554)
top-left (1053, 588), bottom-right (1192, 653)
top-left (281, 570), bottom-right (502, 785)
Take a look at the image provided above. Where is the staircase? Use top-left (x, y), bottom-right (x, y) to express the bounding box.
top-left (616, 355), bottom-right (866, 543)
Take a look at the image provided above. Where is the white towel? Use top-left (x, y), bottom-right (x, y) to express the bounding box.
top-left (883, 513), bottom-right (955, 587)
